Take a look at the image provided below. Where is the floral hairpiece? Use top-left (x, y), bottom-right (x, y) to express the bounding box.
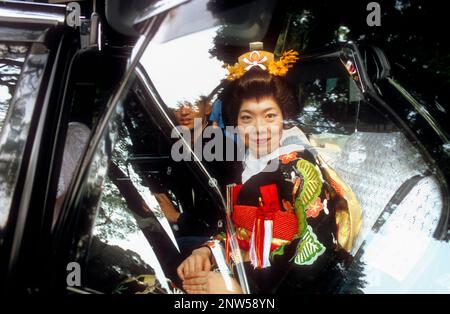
top-left (224, 49), bottom-right (299, 81)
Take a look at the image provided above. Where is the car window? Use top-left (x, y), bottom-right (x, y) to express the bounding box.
top-left (132, 0), bottom-right (449, 294)
top-left (0, 43), bottom-right (28, 133)
top-left (67, 0), bottom-right (449, 294)
top-left (289, 55), bottom-right (361, 135)
top-left (0, 43), bottom-right (48, 231)
top-left (77, 78), bottom-right (232, 294)
top-left (139, 0), bottom-right (276, 120)
top-left (275, 5), bottom-right (449, 292)
top-left (272, 48), bottom-right (445, 293)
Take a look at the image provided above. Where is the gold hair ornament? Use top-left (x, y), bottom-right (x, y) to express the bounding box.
top-left (224, 49), bottom-right (299, 81)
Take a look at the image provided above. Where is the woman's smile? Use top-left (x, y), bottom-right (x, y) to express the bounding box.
top-left (254, 137), bottom-right (270, 145)
top-left (249, 136), bottom-right (271, 145)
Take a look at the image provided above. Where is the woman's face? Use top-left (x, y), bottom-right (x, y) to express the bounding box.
top-left (237, 96), bottom-right (283, 157)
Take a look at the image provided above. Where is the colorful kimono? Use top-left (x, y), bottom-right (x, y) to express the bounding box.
top-left (232, 148), bottom-right (332, 268)
top-left (208, 127), bottom-right (362, 293)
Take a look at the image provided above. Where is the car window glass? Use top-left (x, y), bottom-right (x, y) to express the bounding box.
top-left (139, 0), bottom-right (276, 120)
top-left (81, 80), bottom-right (231, 294)
top-left (0, 43), bottom-right (47, 231)
top-left (72, 0), bottom-right (450, 294)
top-left (276, 5), bottom-right (449, 293)
top-left (132, 0), bottom-right (448, 294)
top-left (0, 43), bottom-right (28, 134)
top-left (290, 55), bottom-right (361, 135)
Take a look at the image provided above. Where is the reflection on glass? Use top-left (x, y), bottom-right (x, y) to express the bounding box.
top-left (340, 175), bottom-right (448, 293)
top-left (291, 56), bottom-right (362, 135)
top-left (141, 26), bottom-right (225, 109)
top-left (0, 43), bottom-right (44, 230)
top-left (127, 0), bottom-right (450, 294)
top-left (92, 176), bottom-right (173, 294)
top-left (83, 86), bottom-right (233, 293)
top-left (126, 163), bottom-right (180, 252)
top-left (0, 43), bottom-right (27, 132)
top-left (84, 101), bottom-right (178, 294)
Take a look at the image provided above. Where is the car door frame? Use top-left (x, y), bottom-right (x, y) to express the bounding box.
top-left (49, 1), bottom-right (200, 295)
top-left (0, 1), bottom-right (82, 293)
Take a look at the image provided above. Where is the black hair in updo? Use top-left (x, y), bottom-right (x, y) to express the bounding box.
top-left (222, 67), bottom-right (300, 127)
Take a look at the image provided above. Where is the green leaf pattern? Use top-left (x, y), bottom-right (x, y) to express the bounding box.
top-left (294, 159), bottom-right (323, 237)
top-left (294, 225), bottom-right (326, 266)
top-left (295, 159), bottom-right (323, 212)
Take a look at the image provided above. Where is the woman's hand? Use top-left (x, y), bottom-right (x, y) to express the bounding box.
top-left (182, 271), bottom-right (243, 294)
top-left (177, 247), bottom-right (212, 281)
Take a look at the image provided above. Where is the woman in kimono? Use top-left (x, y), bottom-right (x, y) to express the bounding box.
top-left (177, 47), bottom-right (362, 294)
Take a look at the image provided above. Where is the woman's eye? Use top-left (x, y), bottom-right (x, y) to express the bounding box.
top-left (266, 113), bottom-right (277, 120)
top-left (240, 115), bottom-right (252, 122)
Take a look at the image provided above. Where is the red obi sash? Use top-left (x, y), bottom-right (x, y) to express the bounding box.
top-left (230, 183), bottom-right (298, 268)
